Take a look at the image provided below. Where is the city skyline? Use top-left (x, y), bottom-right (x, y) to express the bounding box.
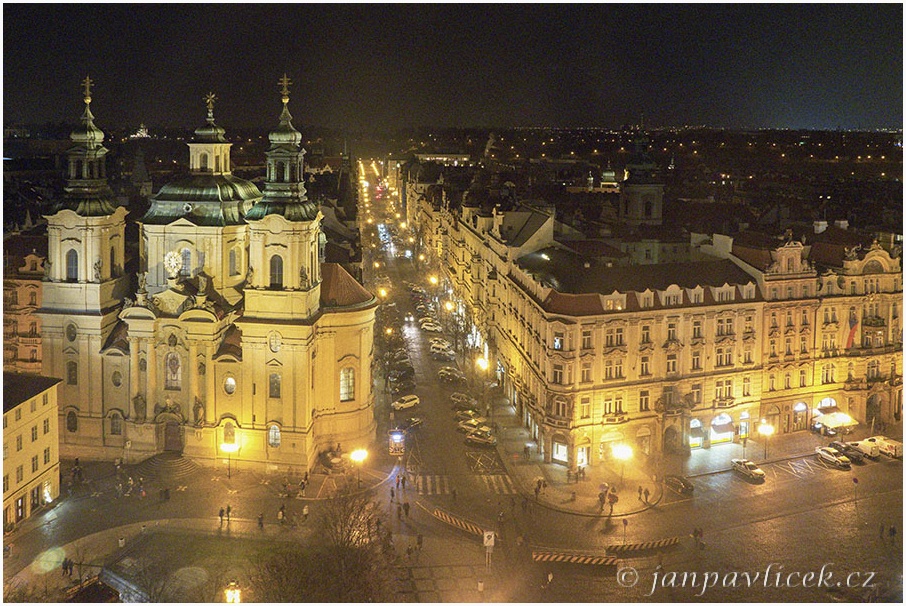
top-left (3, 3), bottom-right (903, 132)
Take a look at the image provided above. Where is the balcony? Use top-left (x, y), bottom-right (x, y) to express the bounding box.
top-left (19, 335), bottom-right (40, 346)
top-left (602, 414), bottom-right (627, 425)
top-left (714, 397), bottom-right (736, 408)
top-left (544, 415), bottom-right (571, 430)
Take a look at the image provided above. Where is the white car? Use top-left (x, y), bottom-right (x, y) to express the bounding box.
top-left (430, 338), bottom-right (452, 349)
top-left (815, 446), bottom-right (851, 469)
top-left (391, 395), bottom-right (420, 410)
top-left (421, 323), bottom-right (443, 332)
top-left (457, 418), bottom-right (492, 433)
top-left (465, 431), bottom-right (498, 447)
top-left (430, 343), bottom-right (453, 354)
top-left (730, 458), bottom-right (765, 481)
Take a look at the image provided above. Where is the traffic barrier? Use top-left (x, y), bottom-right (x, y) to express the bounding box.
top-left (431, 508), bottom-right (483, 536)
top-left (606, 536), bottom-right (681, 554)
top-left (532, 550), bottom-right (620, 566)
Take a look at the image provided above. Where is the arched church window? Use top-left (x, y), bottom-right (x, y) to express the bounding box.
top-left (644, 198), bottom-right (653, 217)
top-left (66, 361), bottom-right (78, 385)
top-left (200, 153), bottom-right (209, 171)
top-left (66, 249), bottom-right (79, 282)
top-left (165, 352), bottom-right (182, 390)
top-left (66, 411), bottom-right (78, 433)
top-left (269, 255), bottom-right (284, 289)
top-left (268, 425), bottom-right (281, 448)
top-left (229, 249), bottom-right (238, 276)
top-left (340, 367), bottom-right (355, 402)
top-left (223, 422), bottom-right (235, 445)
top-left (180, 248), bottom-right (192, 277)
top-left (110, 413), bottom-right (122, 436)
top-left (269, 373), bottom-right (281, 399)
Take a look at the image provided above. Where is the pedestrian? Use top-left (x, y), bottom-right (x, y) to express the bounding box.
top-left (68, 559), bottom-right (74, 576)
top-left (524, 444), bottom-right (530, 460)
top-left (303, 504), bottom-right (310, 521)
top-left (638, 486), bottom-right (643, 501)
top-left (643, 488), bottom-right (650, 503)
top-left (300, 480), bottom-right (306, 497)
top-left (219, 507), bottom-right (225, 525)
top-left (390, 487), bottom-right (395, 502)
top-left (452, 488), bottom-right (457, 502)
top-left (257, 513), bottom-right (264, 529)
top-left (535, 485), bottom-right (541, 501)
top-left (542, 480), bottom-right (547, 493)
top-left (303, 471), bottom-right (309, 484)
top-left (403, 501), bottom-right (410, 518)
top-left (226, 504), bottom-right (231, 521)
top-left (401, 475), bottom-right (407, 490)
top-left (397, 503), bottom-right (403, 520)
top-left (396, 475), bottom-right (401, 489)
top-left (62, 558), bottom-right (69, 577)
top-left (889, 525), bottom-right (897, 543)
top-left (278, 504), bottom-right (285, 524)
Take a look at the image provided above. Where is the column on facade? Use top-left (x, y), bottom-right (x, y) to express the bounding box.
top-left (147, 341), bottom-right (157, 414)
top-left (129, 337), bottom-right (140, 417)
top-left (189, 340), bottom-right (199, 418)
top-left (205, 343), bottom-right (215, 426)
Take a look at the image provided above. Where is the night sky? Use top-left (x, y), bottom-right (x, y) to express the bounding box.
top-left (3, 4), bottom-right (902, 131)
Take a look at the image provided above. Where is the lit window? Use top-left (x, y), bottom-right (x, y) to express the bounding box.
top-left (340, 368), bottom-right (355, 401)
top-left (110, 413), bottom-right (122, 436)
top-left (268, 425), bottom-right (281, 448)
top-left (66, 249), bottom-right (79, 282)
top-left (269, 373), bottom-right (281, 398)
top-left (165, 352), bottom-right (181, 390)
top-left (269, 255), bottom-right (284, 289)
top-left (66, 411), bottom-right (78, 433)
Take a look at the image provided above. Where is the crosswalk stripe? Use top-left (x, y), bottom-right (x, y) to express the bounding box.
top-left (416, 475), bottom-right (450, 495)
top-left (480, 474), bottom-right (517, 494)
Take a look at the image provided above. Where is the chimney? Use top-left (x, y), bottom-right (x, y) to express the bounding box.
top-left (834, 219), bottom-right (849, 230)
top-left (813, 220), bottom-right (828, 234)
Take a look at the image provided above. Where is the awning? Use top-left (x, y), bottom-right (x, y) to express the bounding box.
top-left (816, 411), bottom-right (858, 429)
top-left (816, 406), bottom-right (841, 415)
top-left (710, 422), bottom-right (735, 435)
top-left (690, 426), bottom-right (706, 438)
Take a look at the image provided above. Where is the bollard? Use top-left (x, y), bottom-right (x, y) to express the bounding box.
top-left (477, 580), bottom-right (484, 593)
top-left (118, 537), bottom-right (125, 547)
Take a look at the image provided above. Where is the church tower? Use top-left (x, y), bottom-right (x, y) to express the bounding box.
top-left (39, 78), bottom-right (129, 455)
top-left (618, 130), bottom-right (664, 226)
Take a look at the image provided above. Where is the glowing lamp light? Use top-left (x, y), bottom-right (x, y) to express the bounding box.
top-left (225, 580), bottom-right (241, 603)
top-left (220, 442), bottom-right (239, 454)
top-left (476, 356), bottom-right (489, 372)
top-left (757, 420), bottom-right (775, 438)
top-left (429, 275), bottom-right (438, 286)
top-left (612, 443), bottom-right (633, 461)
top-left (350, 449), bottom-right (368, 464)
top-left (444, 301), bottom-right (454, 312)
top-left (378, 287), bottom-right (388, 298)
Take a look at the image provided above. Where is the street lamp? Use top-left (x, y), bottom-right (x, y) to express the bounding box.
top-left (224, 580), bottom-right (241, 603)
top-left (220, 442), bottom-right (239, 479)
top-left (350, 448), bottom-right (368, 487)
top-left (612, 443), bottom-right (633, 487)
top-left (758, 419), bottom-right (774, 460)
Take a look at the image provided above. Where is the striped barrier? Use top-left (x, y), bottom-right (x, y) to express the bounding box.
top-left (431, 508), bottom-right (484, 536)
top-left (606, 536), bottom-right (681, 554)
top-left (532, 550), bottom-right (620, 566)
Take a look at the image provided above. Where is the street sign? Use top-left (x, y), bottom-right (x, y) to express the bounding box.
top-left (389, 430), bottom-right (405, 456)
top-left (483, 530), bottom-right (495, 547)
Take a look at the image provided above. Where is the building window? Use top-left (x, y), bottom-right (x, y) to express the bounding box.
top-left (581, 363), bottom-right (592, 383)
top-left (716, 347), bottom-right (732, 367)
top-left (43, 418), bottom-right (49, 434)
top-left (785, 338), bottom-right (793, 355)
top-left (29, 292), bottom-right (36, 306)
top-left (66, 411), bottom-right (78, 433)
top-left (268, 425), bottom-right (281, 448)
top-left (614, 358), bottom-right (623, 378)
top-left (799, 369), bottom-right (807, 387)
top-left (822, 364), bottom-right (835, 384)
top-left (769, 374), bottom-right (776, 390)
top-left (552, 364), bottom-right (564, 384)
top-left (16, 435), bottom-right (22, 451)
top-left (340, 367), bottom-right (355, 401)
top-left (639, 390), bottom-right (650, 412)
top-left (44, 447), bottom-right (51, 464)
top-left (867, 360), bottom-right (880, 379)
top-left (180, 248), bottom-right (192, 277)
top-left (742, 376), bottom-right (751, 396)
top-left (640, 356), bottom-right (650, 376)
top-left (30, 400), bottom-right (36, 413)
top-left (800, 336), bottom-right (808, 354)
top-left (691, 383), bottom-right (702, 403)
top-left (693, 320), bottom-right (702, 339)
top-left (31, 455), bottom-right (39, 473)
top-left (580, 397), bottom-right (591, 419)
top-left (2, 475), bottom-right (7, 492)
top-left (15, 409), bottom-right (21, 421)
top-left (269, 255), bottom-right (284, 289)
top-left (667, 323), bottom-right (677, 341)
top-left (666, 354), bottom-right (677, 373)
top-left (553, 332), bottom-right (564, 350)
top-left (223, 422), bottom-right (235, 445)
top-left (66, 249), bottom-right (79, 282)
top-left (269, 373), bottom-right (282, 398)
top-left (692, 350), bottom-right (701, 370)
top-left (641, 325), bottom-right (651, 343)
top-left (784, 373), bottom-right (791, 389)
top-left (165, 352), bottom-right (181, 390)
top-left (581, 330), bottom-right (592, 350)
top-left (16, 465), bottom-right (23, 483)
top-left (110, 413), bottom-right (122, 436)
top-left (31, 426), bottom-right (37, 442)
top-left (66, 361), bottom-right (78, 385)
top-left (715, 379), bottom-right (733, 399)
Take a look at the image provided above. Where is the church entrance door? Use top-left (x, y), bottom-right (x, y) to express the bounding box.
top-left (164, 421), bottom-right (183, 452)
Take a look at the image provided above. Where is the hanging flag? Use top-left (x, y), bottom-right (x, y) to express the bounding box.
top-left (845, 313), bottom-right (860, 349)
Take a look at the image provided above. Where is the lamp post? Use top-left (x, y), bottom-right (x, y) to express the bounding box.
top-left (220, 443), bottom-right (239, 479)
top-left (758, 419), bottom-right (775, 460)
top-left (351, 448), bottom-right (368, 488)
top-left (612, 443), bottom-right (633, 488)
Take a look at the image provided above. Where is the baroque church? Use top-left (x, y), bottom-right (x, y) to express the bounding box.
top-left (38, 77), bottom-right (377, 472)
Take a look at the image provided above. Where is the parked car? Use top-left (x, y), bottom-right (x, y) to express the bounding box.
top-left (828, 441), bottom-right (864, 464)
top-left (810, 421), bottom-right (837, 437)
top-left (457, 418), bottom-right (492, 434)
top-left (430, 343), bottom-right (453, 354)
top-left (866, 436), bottom-right (904, 458)
top-left (390, 379), bottom-right (416, 396)
top-left (731, 458), bottom-right (765, 481)
top-left (421, 322), bottom-right (443, 332)
top-left (398, 417), bottom-right (423, 432)
top-left (391, 395), bottom-right (420, 410)
top-left (815, 446), bottom-right (851, 469)
top-left (430, 338), bottom-right (452, 349)
top-left (465, 431), bottom-right (498, 447)
top-left (388, 366), bottom-right (415, 380)
top-left (664, 475), bottom-right (694, 494)
top-left (432, 350), bottom-right (456, 361)
top-left (847, 440), bottom-right (880, 459)
top-left (454, 410), bottom-right (485, 422)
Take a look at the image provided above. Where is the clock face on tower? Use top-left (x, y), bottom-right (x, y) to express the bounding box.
top-left (269, 332), bottom-right (282, 352)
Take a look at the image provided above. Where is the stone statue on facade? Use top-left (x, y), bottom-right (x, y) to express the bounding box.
top-left (299, 266), bottom-right (309, 288)
top-left (193, 396), bottom-right (205, 426)
top-left (94, 257), bottom-right (102, 281)
top-left (132, 393), bottom-right (146, 421)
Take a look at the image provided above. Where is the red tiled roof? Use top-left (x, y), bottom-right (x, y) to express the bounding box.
top-left (320, 263), bottom-right (375, 308)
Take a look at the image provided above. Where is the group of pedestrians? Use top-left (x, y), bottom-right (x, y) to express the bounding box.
top-left (60, 557), bottom-right (75, 577)
top-left (218, 505), bottom-right (232, 526)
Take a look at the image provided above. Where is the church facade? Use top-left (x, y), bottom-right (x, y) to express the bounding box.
top-left (38, 78), bottom-right (377, 473)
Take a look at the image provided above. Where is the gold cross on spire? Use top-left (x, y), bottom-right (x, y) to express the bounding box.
top-left (279, 73), bottom-right (292, 103)
top-left (204, 92), bottom-right (217, 112)
top-left (81, 75), bottom-right (93, 104)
